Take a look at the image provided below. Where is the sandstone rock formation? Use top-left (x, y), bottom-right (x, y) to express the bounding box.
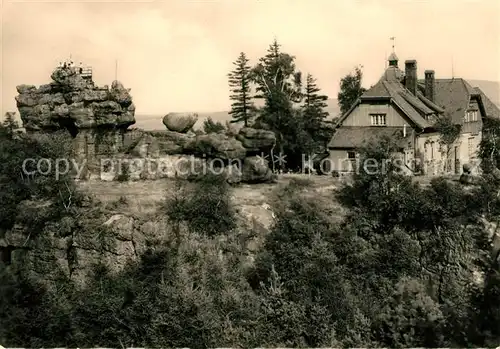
top-left (185, 133), bottom-right (247, 160)
top-left (236, 127), bottom-right (276, 154)
top-left (119, 126), bottom-right (277, 183)
top-left (16, 66), bottom-right (136, 159)
top-left (16, 67), bottom-right (135, 132)
top-left (163, 112), bottom-right (198, 133)
top-left (14, 64), bottom-right (278, 184)
top-left (0, 199), bottom-right (170, 286)
top-left (241, 156), bottom-right (276, 183)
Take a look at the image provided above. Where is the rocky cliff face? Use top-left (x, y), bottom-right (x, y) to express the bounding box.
top-left (16, 67), bottom-right (136, 132)
top-left (16, 66), bottom-right (136, 158)
top-left (0, 184), bottom-right (280, 287)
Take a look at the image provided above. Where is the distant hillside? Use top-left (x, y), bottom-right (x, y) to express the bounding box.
top-left (134, 98), bottom-right (341, 131)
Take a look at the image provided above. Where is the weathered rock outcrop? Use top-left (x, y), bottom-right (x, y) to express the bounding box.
top-left (185, 133), bottom-right (247, 160)
top-left (14, 65), bottom-right (277, 184)
top-left (0, 199), bottom-right (169, 286)
top-left (120, 126), bottom-right (277, 183)
top-left (16, 66), bottom-right (135, 134)
top-left (0, 186), bottom-right (279, 286)
top-left (241, 156), bottom-right (276, 183)
top-left (236, 127), bottom-right (276, 154)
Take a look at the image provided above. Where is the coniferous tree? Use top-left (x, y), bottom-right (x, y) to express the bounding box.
top-left (203, 116), bottom-right (226, 134)
top-left (2, 112), bottom-right (19, 134)
top-left (228, 52), bottom-right (254, 126)
top-left (303, 74), bottom-right (329, 130)
top-left (302, 74), bottom-right (330, 153)
top-left (337, 65), bottom-right (366, 116)
top-left (253, 39), bottom-right (302, 104)
top-left (251, 39), bottom-right (304, 169)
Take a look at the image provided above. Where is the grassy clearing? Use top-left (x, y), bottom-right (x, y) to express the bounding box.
top-left (76, 174), bottom-right (345, 222)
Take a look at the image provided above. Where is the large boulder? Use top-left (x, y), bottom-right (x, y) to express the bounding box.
top-left (186, 133), bottom-right (247, 160)
top-left (236, 127), bottom-right (276, 153)
top-left (460, 173), bottom-right (480, 185)
top-left (152, 130), bottom-right (196, 155)
top-left (163, 113), bottom-right (198, 133)
top-left (69, 102), bottom-right (95, 128)
top-left (50, 67), bottom-right (89, 91)
top-left (16, 84), bottom-right (37, 94)
top-left (223, 163), bottom-right (242, 184)
top-left (82, 89), bottom-right (109, 102)
top-left (128, 133), bottom-right (161, 158)
top-left (241, 156), bottom-right (276, 183)
top-left (109, 80), bottom-right (133, 106)
top-left (15, 92), bottom-right (40, 107)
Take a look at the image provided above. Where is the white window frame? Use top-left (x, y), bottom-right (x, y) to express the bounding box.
top-left (465, 110), bottom-right (478, 122)
top-left (370, 113), bottom-right (386, 126)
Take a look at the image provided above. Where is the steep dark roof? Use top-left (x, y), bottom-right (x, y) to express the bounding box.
top-left (424, 79), bottom-right (474, 124)
top-left (473, 87), bottom-right (500, 119)
top-left (328, 126), bottom-right (407, 149)
top-left (359, 77), bottom-right (436, 129)
top-left (416, 78), bottom-right (500, 123)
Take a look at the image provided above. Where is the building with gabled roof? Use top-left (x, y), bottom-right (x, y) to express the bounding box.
top-left (327, 51), bottom-right (500, 176)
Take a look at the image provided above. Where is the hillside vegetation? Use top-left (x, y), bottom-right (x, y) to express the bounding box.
top-left (1, 117), bottom-right (500, 347)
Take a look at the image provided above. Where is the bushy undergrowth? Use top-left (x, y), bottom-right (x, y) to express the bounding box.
top-left (163, 174), bottom-right (236, 237)
top-left (1, 123), bottom-right (500, 347)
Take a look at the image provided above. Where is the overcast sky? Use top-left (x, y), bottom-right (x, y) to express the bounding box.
top-left (1, 0), bottom-right (499, 116)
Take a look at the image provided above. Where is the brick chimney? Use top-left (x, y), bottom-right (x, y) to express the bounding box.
top-left (404, 60), bottom-right (417, 96)
top-left (424, 70), bottom-right (435, 102)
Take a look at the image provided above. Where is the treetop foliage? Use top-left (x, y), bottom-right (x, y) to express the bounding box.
top-left (337, 65), bottom-right (366, 116)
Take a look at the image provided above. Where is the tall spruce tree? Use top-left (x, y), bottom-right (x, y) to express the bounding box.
top-left (228, 52), bottom-right (253, 126)
top-left (2, 112), bottom-right (19, 134)
top-left (337, 65), bottom-right (366, 116)
top-left (251, 39), bottom-right (304, 169)
top-left (302, 73), bottom-right (330, 150)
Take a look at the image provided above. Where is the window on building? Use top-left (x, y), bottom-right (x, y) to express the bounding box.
top-left (465, 110), bottom-right (479, 122)
top-left (468, 137), bottom-right (475, 158)
top-left (347, 151), bottom-right (356, 159)
top-left (431, 142), bottom-right (434, 159)
top-left (370, 113), bottom-right (386, 126)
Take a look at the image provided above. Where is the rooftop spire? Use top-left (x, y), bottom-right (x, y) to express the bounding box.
top-left (388, 37), bottom-right (398, 67)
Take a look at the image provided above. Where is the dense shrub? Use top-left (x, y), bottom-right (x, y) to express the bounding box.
top-left (163, 174), bottom-right (236, 236)
top-left (203, 116), bottom-right (226, 134)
